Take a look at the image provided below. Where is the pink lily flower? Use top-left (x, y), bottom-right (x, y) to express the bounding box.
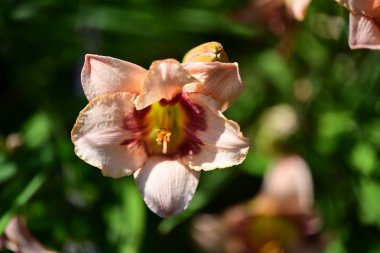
top-left (71, 50), bottom-right (250, 217)
top-left (191, 155), bottom-right (323, 253)
top-left (336, 0), bottom-right (380, 49)
top-left (1, 217), bottom-right (57, 253)
top-left (233, 0), bottom-right (311, 37)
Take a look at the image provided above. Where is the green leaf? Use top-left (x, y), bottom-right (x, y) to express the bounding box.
top-left (106, 177), bottom-right (146, 253)
top-left (0, 171), bottom-right (47, 234)
top-left (0, 159), bottom-right (17, 184)
top-left (358, 178), bottom-right (380, 226)
top-left (316, 111), bottom-right (354, 154)
top-left (325, 238), bottom-right (347, 253)
top-left (318, 111), bottom-right (354, 138)
top-left (256, 50), bottom-right (293, 97)
top-left (350, 142), bottom-right (377, 176)
top-left (365, 120), bottom-right (380, 148)
top-left (22, 111), bottom-right (52, 149)
top-left (240, 151), bottom-right (272, 176)
top-left (296, 30), bottom-right (329, 69)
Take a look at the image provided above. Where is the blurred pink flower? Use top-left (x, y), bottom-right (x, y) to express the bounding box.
top-left (71, 52), bottom-right (249, 217)
top-left (1, 217), bottom-right (57, 253)
top-left (284, 0), bottom-right (312, 21)
top-left (336, 0), bottom-right (380, 49)
top-left (259, 155), bottom-right (314, 215)
top-left (192, 155), bottom-right (324, 253)
top-left (233, 0), bottom-right (311, 36)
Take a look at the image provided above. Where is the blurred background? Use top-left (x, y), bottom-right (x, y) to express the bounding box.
top-left (0, 0), bottom-right (379, 252)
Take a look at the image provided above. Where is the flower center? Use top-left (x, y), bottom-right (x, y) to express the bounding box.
top-left (146, 94), bottom-right (186, 156)
top-left (121, 93), bottom-right (206, 157)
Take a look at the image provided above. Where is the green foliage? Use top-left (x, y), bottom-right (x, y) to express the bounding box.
top-left (358, 179), bottom-right (380, 226)
top-left (0, 156), bottom-right (17, 184)
top-left (105, 178), bottom-right (146, 253)
top-left (22, 112), bottom-right (52, 149)
top-left (325, 238), bottom-right (347, 253)
top-left (351, 142), bottom-right (377, 176)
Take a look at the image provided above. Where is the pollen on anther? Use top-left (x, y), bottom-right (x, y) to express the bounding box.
top-left (156, 128), bottom-right (172, 154)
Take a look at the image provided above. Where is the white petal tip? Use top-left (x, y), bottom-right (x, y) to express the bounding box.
top-left (134, 157), bottom-right (200, 217)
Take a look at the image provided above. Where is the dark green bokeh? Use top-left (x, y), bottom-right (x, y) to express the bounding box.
top-left (1, 0), bottom-right (379, 252)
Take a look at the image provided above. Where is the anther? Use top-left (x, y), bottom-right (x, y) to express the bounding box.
top-left (156, 128), bottom-right (172, 154)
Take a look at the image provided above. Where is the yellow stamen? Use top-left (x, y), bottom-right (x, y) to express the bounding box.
top-left (156, 128), bottom-right (172, 154)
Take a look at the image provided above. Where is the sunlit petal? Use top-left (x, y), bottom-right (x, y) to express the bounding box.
top-left (72, 92), bottom-right (148, 178)
top-left (183, 62), bottom-right (243, 112)
top-left (135, 59), bottom-right (197, 109)
top-left (285, 0), bottom-right (311, 21)
top-left (134, 156), bottom-right (200, 217)
top-left (349, 14), bottom-right (380, 49)
top-left (81, 54), bottom-right (147, 100)
top-left (336, 0), bottom-right (380, 17)
top-left (182, 94), bottom-right (250, 171)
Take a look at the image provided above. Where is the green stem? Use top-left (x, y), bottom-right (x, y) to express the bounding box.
top-left (0, 171), bottom-right (47, 234)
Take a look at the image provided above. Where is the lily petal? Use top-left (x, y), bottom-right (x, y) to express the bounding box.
top-left (4, 217), bottom-right (57, 253)
top-left (134, 156), bottom-right (200, 217)
top-left (183, 62), bottom-right (244, 112)
top-left (349, 13), bottom-right (380, 49)
top-left (72, 92), bottom-right (148, 178)
top-left (81, 54), bottom-right (147, 100)
top-left (285, 0), bottom-right (311, 21)
top-left (182, 94), bottom-right (250, 171)
top-left (135, 59), bottom-right (197, 109)
top-left (336, 0), bottom-right (380, 17)
top-left (262, 155), bottom-right (314, 214)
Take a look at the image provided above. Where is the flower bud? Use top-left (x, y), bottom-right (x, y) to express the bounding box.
top-left (182, 41), bottom-right (229, 63)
